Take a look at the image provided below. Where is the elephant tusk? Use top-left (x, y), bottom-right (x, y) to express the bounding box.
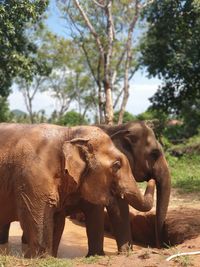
top-left (121, 193), bottom-right (124, 199)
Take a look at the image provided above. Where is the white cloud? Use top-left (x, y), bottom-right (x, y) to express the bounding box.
top-left (126, 83), bottom-right (160, 115)
top-left (8, 90), bottom-right (56, 116)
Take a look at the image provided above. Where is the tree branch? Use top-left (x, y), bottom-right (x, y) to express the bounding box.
top-left (92, 0), bottom-right (106, 8)
top-left (74, 0), bottom-right (105, 60)
top-left (118, 0), bottom-right (140, 124)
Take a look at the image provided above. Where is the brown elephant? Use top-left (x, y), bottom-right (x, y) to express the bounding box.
top-left (0, 123), bottom-right (155, 257)
top-left (99, 121), bottom-right (171, 251)
top-left (64, 121), bottom-right (171, 255)
top-left (65, 121), bottom-right (171, 256)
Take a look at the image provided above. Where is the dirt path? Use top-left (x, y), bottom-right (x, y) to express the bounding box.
top-left (0, 189), bottom-right (200, 266)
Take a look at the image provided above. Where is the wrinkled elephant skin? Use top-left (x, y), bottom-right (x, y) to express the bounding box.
top-left (71, 121), bottom-right (171, 256)
top-left (101, 122), bottom-right (171, 250)
top-left (0, 123), bottom-right (155, 257)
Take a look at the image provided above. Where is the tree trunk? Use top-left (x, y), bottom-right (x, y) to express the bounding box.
top-left (104, 80), bottom-right (113, 125)
top-left (118, 1), bottom-right (140, 124)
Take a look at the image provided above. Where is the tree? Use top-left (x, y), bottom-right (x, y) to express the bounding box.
top-left (40, 32), bottom-right (98, 122)
top-left (16, 74), bottom-right (48, 123)
top-left (57, 0), bottom-right (152, 124)
top-left (113, 110), bottom-right (136, 124)
top-left (0, 0), bottom-right (49, 97)
top-left (140, 0), bottom-right (200, 116)
top-left (56, 110), bottom-right (89, 126)
top-left (15, 26), bottom-right (52, 123)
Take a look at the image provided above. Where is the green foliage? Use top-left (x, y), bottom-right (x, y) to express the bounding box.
top-left (0, 97), bottom-right (10, 122)
top-left (136, 107), bottom-right (168, 141)
top-left (114, 111), bottom-right (136, 124)
top-left (57, 0), bottom-right (141, 123)
top-left (39, 31), bottom-right (97, 120)
top-left (167, 154), bottom-right (200, 193)
top-left (167, 131), bottom-right (200, 155)
top-left (56, 110), bottom-right (89, 126)
top-left (140, 0), bottom-right (200, 115)
top-left (180, 98), bottom-right (200, 137)
top-left (0, 254), bottom-right (105, 267)
top-left (166, 131), bottom-right (200, 193)
top-left (0, 0), bottom-right (49, 97)
top-left (164, 124), bottom-right (185, 144)
top-left (10, 109), bottom-right (47, 123)
top-left (163, 98), bottom-right (200, 141)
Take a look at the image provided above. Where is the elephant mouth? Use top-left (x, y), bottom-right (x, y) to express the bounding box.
top-left (141, 170), bottom-right (154, 182)
top-left (135, 174), bottom-right (152, 183)
top-left (109, 181), bottom-right (125, 201)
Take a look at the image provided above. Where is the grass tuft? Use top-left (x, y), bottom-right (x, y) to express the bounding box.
top-left (167, 154), bottom-right (200, 193)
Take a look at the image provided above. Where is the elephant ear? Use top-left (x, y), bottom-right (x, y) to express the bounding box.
top-left (63, 138), bottom-right (90, 184)
top-left (110, 129), bottom-right (130, 140)
top-left (110, 129), bottom-right (138, 145)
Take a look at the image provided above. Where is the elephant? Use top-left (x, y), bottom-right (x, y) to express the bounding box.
top-left (64, 121), bottom-right (171, 255)
top-left (99, 121), bottom-right (171, 250)
top-left (0, 123), bottom-right (155, 257)
top-left (64, 121), bottom-right (171, 256)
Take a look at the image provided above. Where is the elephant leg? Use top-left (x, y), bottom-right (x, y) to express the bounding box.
top-left (0, 223), bottom-right (10, 244)
top-left (106, 197), bottom-right (132, 253)
top-left (80, 200), bottom-right (105, 257)
top-left (21, 230), bottom-right (29, 255)
top-left (52, 211), bottom-right (66, 257)
top-left (18, 197), bottom-right (54, 258)
top-left (0, 224), bottom-right (10, 254)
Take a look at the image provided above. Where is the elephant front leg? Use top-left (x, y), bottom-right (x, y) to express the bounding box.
top-left (106, 197), bottom-right (132, 253)
top-left (52, 211), bottom-right (66, 257)
top-left (0, 223), bottom-right (10, 254)
top-left (80, 200), bottom-right (105, 257)
top-left (0, 223), bottom-right (10, 244)
top-left (18, 196), bottom-right (55, 258)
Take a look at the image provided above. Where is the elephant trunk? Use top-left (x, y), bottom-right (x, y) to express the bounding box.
top-left (122, 179), bottom-right (156, 212)
top-left (154, 155), bottom-right (171, 248)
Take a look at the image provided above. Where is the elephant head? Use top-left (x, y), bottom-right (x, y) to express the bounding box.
top-left (62, 127), bottom-right (155, 212)
top-left (100, 122), bottom-right (171, 248)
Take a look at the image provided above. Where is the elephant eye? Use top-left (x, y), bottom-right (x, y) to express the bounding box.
top-left (150, 149), bottom-right (160, 160)
top-left (112, 160), bottom-right (121, 173)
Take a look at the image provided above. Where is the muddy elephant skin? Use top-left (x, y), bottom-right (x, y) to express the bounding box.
top-left (64, 122), bottom-right (171, 256)
top-left (0, 123), bottom-right (155, 257)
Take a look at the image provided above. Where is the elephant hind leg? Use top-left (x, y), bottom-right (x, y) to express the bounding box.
top-left (0, 223), bottom-right (10, 244)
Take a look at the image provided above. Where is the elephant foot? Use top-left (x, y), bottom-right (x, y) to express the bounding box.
top-left (23, 246), bottom-right (50, 258)
top-left (118, 243), bottom-right (133, 254)
top-left (0, 243), bottom-right (9, 255)
top-left (86, 250), bottom-right (105, 257)
top-left (21, 243), bottom-right (28, 255)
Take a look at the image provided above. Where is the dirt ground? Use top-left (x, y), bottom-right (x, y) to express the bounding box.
top-left (0, 189), bottom-right (200, 267)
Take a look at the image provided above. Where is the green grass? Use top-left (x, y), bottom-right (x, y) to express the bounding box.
top-left (0, 255), bottom-right (103, 267)
top-left (167, 153), bottom-right (200, 193)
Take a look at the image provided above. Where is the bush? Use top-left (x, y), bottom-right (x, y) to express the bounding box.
top-left (113, 111), bottom-right (136, 124)
top-left (57, 110), bottom-right (89, 126)
top-left (167, 153), bottom-right (200, 192)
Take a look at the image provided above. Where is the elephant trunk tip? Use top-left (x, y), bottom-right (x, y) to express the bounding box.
top-left (124, 178), bottom-right (156, 212)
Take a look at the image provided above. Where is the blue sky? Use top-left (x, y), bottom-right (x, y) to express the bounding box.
top-left (8, 0), bottom-right (161, 116)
